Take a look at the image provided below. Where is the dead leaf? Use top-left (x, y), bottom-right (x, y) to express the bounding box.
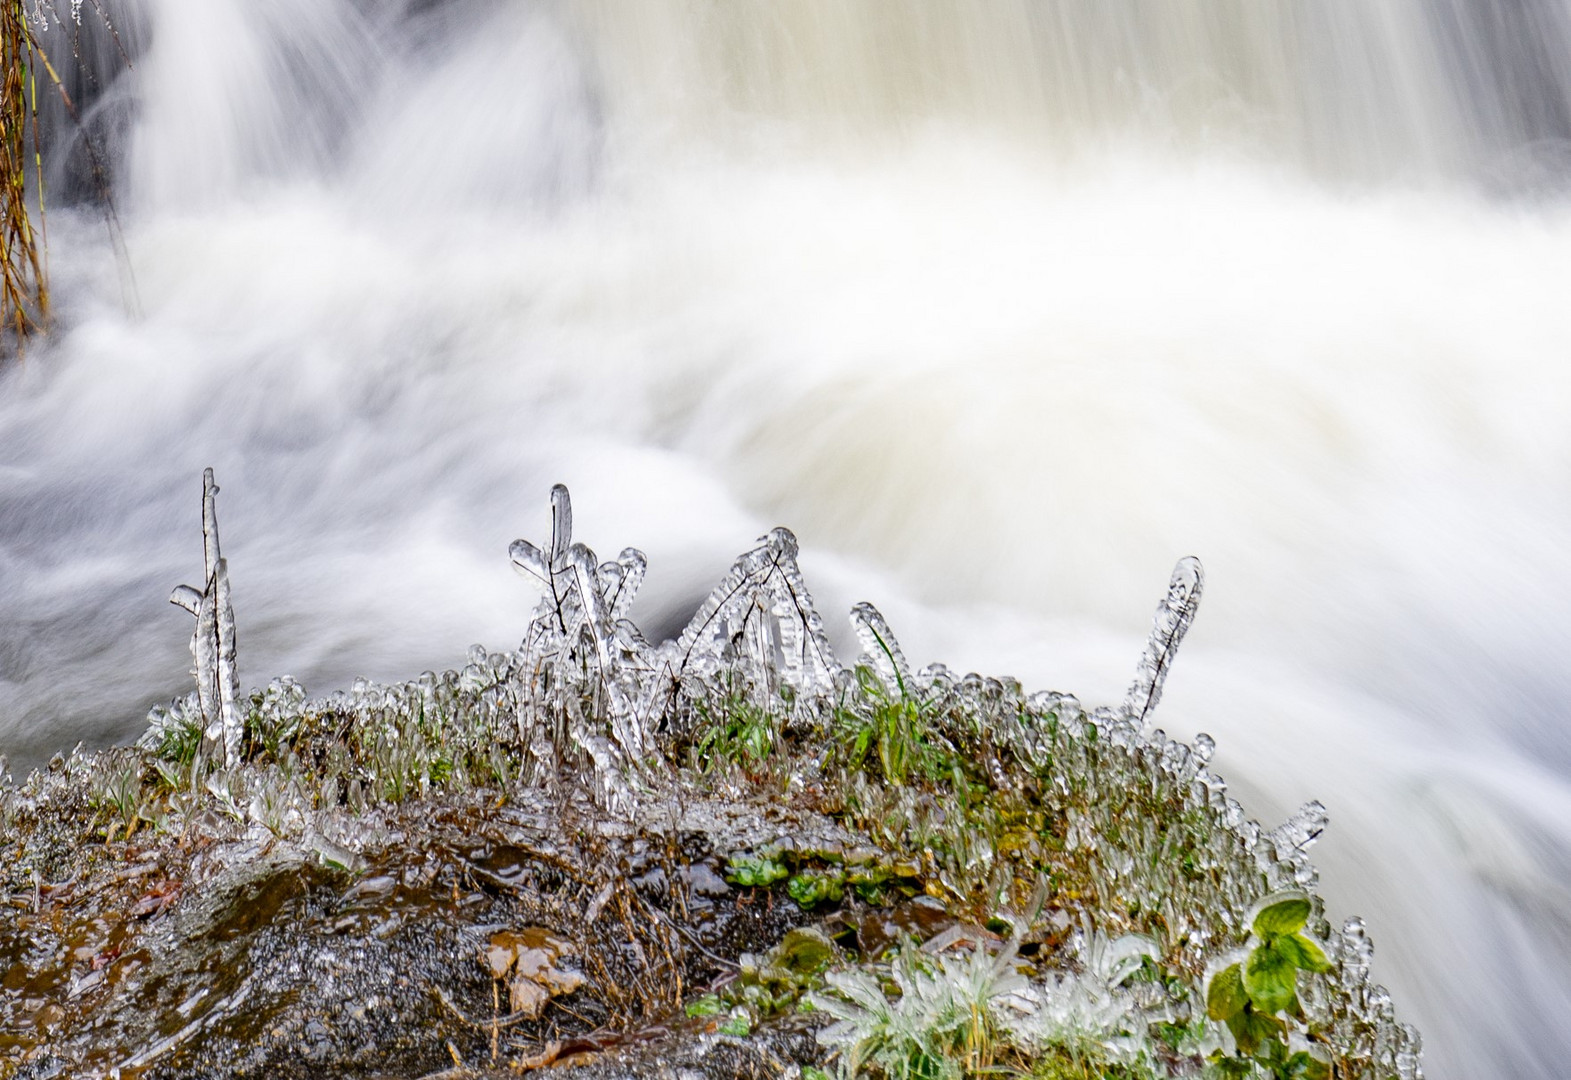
top-left (507, 977), bottom-right (551, 1018)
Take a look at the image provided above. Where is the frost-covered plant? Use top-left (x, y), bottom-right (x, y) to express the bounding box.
top-left (999, 926), bottom-right (1163, 1067)
top-left (87, 747), bottom-right (151, 841)
top-left (811, 942), bottom-right (1029, 1079)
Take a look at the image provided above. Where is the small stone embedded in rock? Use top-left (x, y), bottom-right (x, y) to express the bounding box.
top-left (685, 862), bottom-right (731, 897)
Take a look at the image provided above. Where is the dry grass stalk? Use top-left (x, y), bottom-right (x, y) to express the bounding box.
top-left (1, 0), bottom-right (47, 345)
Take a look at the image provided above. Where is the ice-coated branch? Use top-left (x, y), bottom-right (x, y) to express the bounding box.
top-left (169, 468), bottom-right (242, 766)
top-left (507, 485), bottom-right (655, 809)
top-left (652, 525), bottom-right (839, 707)
top-left (1121, 555), bottom-right (1204, 727)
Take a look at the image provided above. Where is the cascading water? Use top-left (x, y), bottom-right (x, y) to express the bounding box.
top-left (3, 1), bottom-right (1571, 1076)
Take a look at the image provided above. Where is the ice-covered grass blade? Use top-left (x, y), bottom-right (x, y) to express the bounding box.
top-left (1122, 555), bottom-right (1205, 726)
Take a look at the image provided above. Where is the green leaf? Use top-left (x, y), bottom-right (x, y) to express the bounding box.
top-left (1285, 1051), bottom-right (1333, 1080)
top-left (1242, 940), bottom-right (1299, 1015)
top-left (718, 1012), bottom-right (751, 1037)
top-left (787, 870), bottom-right (845, 908)
top-left (1276, 931), bottom-right (1334, 974)
top-left (1252, 891), bottom-right (1312, 938)
top-left (853, 727), bottom-right (874, 761)
top-left (740, 721), bottom-right (773, 761)
top-left (1227, 1007), bottom-right (1285, 1056)
top-left (1206, 963), bottom-right (1249, 1021)
top-left (726, 854), bottom-right (789, 888)
top-left (685, 994), bottom-right (726, 1017)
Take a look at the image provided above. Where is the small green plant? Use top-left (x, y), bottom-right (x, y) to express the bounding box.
top-left (692, 686), bottom-right (778, 774)
top-left (788, 868), bottom-right (846, 908)
top-left (833, 666), bottom-right (955, 787)
top-left (157, 710), bottom-right (206, 767)
top-left (726, 850), bottom-right (790, 888)
top-left (685, 994), bottom-right (726, 1018)
top-left (1206, 890), bottom-right (1333, 1079)
top-left (684, 928), bottom-right (838, 1041)
top-left (89, 750), bottom-right (152, 841)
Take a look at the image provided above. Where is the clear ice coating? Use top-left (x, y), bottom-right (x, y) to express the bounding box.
top-left (138, 481), bottom-right (1421, 1079)
top-left (167, 468), bottom-right (242, 767)
top-left (1122, 555), bottom-right (1205, 727)
top-left (850, 601), bottom-right (913, 694)
top-left (500, 488), bottom-right (845, 806)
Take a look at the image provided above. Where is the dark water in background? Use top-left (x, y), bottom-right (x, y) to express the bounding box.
top-left (5, 2), bottom-right (1571, 1074)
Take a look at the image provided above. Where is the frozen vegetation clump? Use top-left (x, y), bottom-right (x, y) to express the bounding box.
top-left (0, 477), bottom-right (1421, 1080)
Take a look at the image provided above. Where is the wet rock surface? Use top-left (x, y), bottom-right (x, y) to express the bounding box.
top-left (2, 780), bottom-right (819, 1078)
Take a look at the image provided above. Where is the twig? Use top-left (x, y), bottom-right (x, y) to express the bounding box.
top-left (432, 985), bottom-right (545, 1032)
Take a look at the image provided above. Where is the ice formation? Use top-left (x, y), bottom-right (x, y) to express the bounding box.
top-left (167, 468), bottom-right (242, 768)
top-left (1123, 555), bottom-right (1204, 726)
top-left (135, 478), bottom-right (1422, 1079)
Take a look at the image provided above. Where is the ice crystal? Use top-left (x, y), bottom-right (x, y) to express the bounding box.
top-left (999, 925), bottom-right (1164, 1064)
top-left (813, 942), bottom-right (1029, 1079)
top-left (850, 602), bottom-right (912, 695)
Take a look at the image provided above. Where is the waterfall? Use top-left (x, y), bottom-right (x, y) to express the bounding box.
top-left (5, 2), bottom-right (1571, 1075)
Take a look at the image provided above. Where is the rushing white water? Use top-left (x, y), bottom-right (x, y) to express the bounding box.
top-left (5, 1), bottom-right (1571, 1075)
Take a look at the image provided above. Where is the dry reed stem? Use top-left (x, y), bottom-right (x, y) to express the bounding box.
top-left (1, 0), bottom-right (47, 346)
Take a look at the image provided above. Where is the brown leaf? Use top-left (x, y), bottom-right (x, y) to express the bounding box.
top-left (507, 976), bottom-right (551, 1018)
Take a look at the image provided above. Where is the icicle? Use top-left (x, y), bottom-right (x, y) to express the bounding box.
top-left (568, 543), bottom-right (613, 670)
top-left (1122, 555), bottom-right (1204, 726)
top-left (548, 483), bottom-right (573, 566)
top-left (169, 468), bottom-right (243, 767)
top-left (1192, 732), bottom-right (1216, 766)
top-left (758, 528), bottom-right (837, 695)
top-left (508, 537), bottom-right (551, 586)
top-left (1338, 916), bottom-right (1374, 982)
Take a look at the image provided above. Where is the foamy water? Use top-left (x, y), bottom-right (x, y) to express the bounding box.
top-left (5, 2), bottom-right (1571, 1075)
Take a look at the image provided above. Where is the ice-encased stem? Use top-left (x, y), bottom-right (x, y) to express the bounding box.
top-left (507, 485), bottom-right (655, 801)
top-left (213, 557), bottom-right (241, 764)
top-left (169, 468), bottom-right (243, 766)
top-left (1122, 556), bottom-right (1204, 727)
top-left (850, 601), bottom-right (910, 696)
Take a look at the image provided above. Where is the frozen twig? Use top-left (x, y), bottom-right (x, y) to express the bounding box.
top-left (169, 468), bottom-right (242, 766)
